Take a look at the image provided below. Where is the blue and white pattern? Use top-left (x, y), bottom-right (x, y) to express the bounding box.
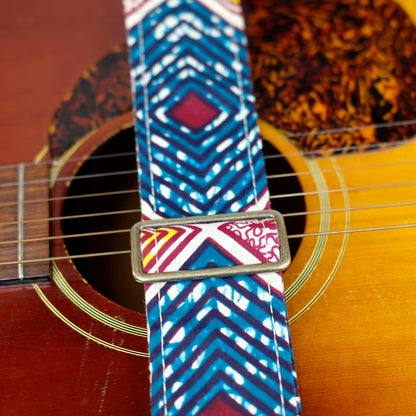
top-left (123, 0), bottom-right (301, 415)
top-left (126, 0), bottom-right (268, 219)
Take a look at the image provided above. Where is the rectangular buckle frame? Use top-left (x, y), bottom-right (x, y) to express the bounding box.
top-left (130, 210), bottom-right (291, 283)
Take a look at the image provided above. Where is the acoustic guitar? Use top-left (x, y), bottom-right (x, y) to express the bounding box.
top-left (1, 0), bottom-right (415, 415)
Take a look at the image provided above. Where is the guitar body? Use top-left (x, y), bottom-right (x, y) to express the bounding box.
top-left (268, 127), bottom-right (416, 415)
top-left (1, 0), bottom-right (416, 415)
top-left (0, 2), bottom-right (150, 415)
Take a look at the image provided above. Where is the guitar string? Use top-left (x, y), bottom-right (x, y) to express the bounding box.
top-left (0, 126), bottom-right (415, 266)
top-left (1, 182), bottom-right (415, 264)
top-left (0, 150), bottom-right (135, 171)
top-left (0, 127), bottom-right (410, 171)
top-left (0, 168), bottom-right (138, 189)
top-left (0, 189), bottom-right (137, 208)
top-left (1, 179), bottom-right (416, 228)
top-left (0, 134), bottom-right (414, 188)
top-left (0, 148), bottom-right (407, 189)
top-left (1, 116), bottom-right (416, 173)
top-left (1, 157), bottom-right (416, 208)
top-left (2, 199), bottom-right (416, 248)
top-left (273, 118), bottom-right (416, 140)
top-left (1, 222), bottom-right (416, 269)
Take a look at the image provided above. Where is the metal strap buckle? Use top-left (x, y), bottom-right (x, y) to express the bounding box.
top-left (130, 210), bottom-right (291, 283)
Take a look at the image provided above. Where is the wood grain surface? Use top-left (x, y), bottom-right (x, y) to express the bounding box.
top-left (0, 2), bottom-right (152, 415)
top-left (0, 0), bottom-right (125, 164)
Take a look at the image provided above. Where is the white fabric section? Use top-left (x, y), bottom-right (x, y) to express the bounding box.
top-left (124, 0), bottom-right (165, 30)
top-left (145, 280), bottom-right (165, 303)
top-left (145, 220), bottom-right (280, 274)
top-left (124, 0), bottom-right (245, 30)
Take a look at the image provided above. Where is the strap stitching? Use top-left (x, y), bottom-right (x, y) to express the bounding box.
top-left (138, 18), bottom-right (168, 412)
top-left (138, 19), bottom-right (157, 214)
top-left (138, 3), bottom-right (292, 414)
top-left (230, 32), bottom-right (260, 209)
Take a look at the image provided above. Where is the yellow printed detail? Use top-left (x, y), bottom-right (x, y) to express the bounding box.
top-left (142, 227), bottom-right (178, 269)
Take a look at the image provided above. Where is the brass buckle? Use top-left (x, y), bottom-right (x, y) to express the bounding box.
top-left (130, 210), bottom-right (291, 283)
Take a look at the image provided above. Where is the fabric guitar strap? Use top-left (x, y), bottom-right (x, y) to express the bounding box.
top-left (123, 1), bottom-right (301, 415)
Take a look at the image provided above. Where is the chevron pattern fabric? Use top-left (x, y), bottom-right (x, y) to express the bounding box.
top-left (140, 218), bottom-right (281, 274)
top-left (123, 0), bottom-right (301, 415)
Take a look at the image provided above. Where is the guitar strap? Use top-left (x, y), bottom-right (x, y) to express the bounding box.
top-left (123, 1), bottom-right (301, 415)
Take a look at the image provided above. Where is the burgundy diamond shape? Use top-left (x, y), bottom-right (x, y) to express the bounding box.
top-left (167, 90), bottom-right (220, 132)
top-left (198, 394), bottom-right (245, 416)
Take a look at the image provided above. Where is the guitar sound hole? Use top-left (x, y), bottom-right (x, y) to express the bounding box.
top-left (62, 128), bottom-right (306, 313)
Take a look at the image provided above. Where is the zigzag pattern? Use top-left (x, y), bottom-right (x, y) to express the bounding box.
top-left (124, 0), bottom-right (301, 414)
top-left (127, 0), bottom-right (268, 218)
top-left (124, 0), bottom-right (245, 32)
top-left (140, 218), bottom-right (281, 274)
top-left (145, 276), bottom-right (300, 416)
